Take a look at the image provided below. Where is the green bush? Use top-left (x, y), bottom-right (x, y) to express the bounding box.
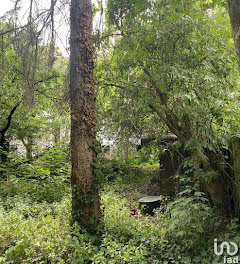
top-left (168, 187), bottom-right (214, 249)
top-left (0, 144), bottom-right (70, 203)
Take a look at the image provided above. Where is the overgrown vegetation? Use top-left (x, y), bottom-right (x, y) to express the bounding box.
top-left (1, 147), bottom-right (240, 263)
top-left (1, 0), bottom-right (240, 262)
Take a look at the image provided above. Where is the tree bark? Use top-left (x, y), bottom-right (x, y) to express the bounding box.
top-left (53, 126), bottom-right (61, 144)
top-left (70, 0), bottom-right (100, 229)
top-left (0, 102), bottom-right (20, 162)
top-left (195, 147), bottom-right (230, 213)
top-left (227, 1), bottom-right (240, 216)
top-left (230, 137), bottom-right (240, 217)
top-left (227, 0), bottom-right (240, 69)
top-left (20, 136), bottom-right (33, 160)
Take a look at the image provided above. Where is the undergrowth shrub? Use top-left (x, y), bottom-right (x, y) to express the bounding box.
top-left (0, 144), bottom-right (70, 203)
top-left (0, 166), bottom-right (238, 264)
top-left (0, 195), bottom-right (100, 264)
top-left (168, 187), bottom-right (214, 248)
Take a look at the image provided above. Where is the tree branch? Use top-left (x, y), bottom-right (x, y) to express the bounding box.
top-left (34, 74), bottom-right (60, 85)
top-left (1, 102), bottom-right (21, 134)
top-left (0, 10), bottom-right (49, 36)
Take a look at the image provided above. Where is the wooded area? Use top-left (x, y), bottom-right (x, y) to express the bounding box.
top-left (1, 0), bottom-right (240, 263)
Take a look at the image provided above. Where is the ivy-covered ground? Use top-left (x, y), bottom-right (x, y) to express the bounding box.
top-left (0, 147), bottom-right (239, 264)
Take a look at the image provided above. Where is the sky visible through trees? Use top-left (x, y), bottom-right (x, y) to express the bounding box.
top-left (0, 0), bottom-right (70, 57)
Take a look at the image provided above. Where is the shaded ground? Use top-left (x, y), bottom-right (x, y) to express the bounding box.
top-left (104, 166), bottom-right (175, 211)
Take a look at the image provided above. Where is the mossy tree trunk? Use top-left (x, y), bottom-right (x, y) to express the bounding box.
top-left (196, 148), bottom-right (230, 214)
top-left (227, 0), bottom-right (240, 69)
top-left (227, 1), bottom-right (240, 216)
top-left (70, 0), bottom-right (100, 230)
top-left (230, 137), bottom-right (240, 217)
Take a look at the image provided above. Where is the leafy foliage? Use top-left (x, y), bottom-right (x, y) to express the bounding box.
top-left (96, 0), bottom-right (239, 159)
top-left (0, 176), bottom-right (236, 264)
top-left (0, 21), bottom-right (69, 162)
top-left (1, 0), bottom-right (240, 263)
top-left (169, 187), bottom-right (214, 247)
top-left (0, 144), bottom-right (70, 203)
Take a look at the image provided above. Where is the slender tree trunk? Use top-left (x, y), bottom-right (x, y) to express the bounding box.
top-left (0, 133), bottom-right (9, 163)
top-left (227, 0), bottom-right (240, 69)
top-left (0, 102), bottom-right (20, 162)
top-left (53, 127), bottom-right (61, 144)
top-left (20, 136), bottom-right (33, 160)
top-left (26, 136), bottom-right (33, 160)
top-left (70, 0), bottom-right (100, 229)
top-left (230, 137), bottom-right (240, 216)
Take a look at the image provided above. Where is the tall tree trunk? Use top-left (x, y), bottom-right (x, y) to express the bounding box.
top-left (70, 0), bottom-right (100, 229)
top-left (227, 1), bottom-right (240, 216)
top-left (227, 0), bottom-right (240, 69)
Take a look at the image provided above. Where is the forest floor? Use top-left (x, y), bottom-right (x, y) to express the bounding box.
top-left (104, 167), bottom-right (157, 204)
top-left (0, 161), bottom-right (238, 264)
